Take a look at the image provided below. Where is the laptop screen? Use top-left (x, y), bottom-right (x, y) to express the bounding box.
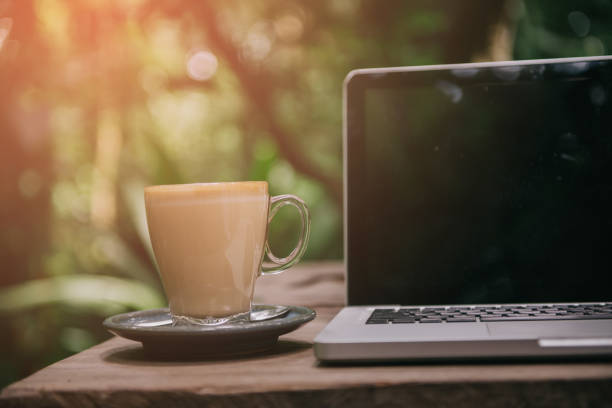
top-left (346, 57), bottom-right (612, 306)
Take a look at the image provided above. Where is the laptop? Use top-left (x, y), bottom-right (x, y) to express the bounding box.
top-left (314, 55), bottom-right (612, 362)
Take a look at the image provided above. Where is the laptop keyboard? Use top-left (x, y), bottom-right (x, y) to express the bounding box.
top-left (366, 303), bottom-right (612, 324)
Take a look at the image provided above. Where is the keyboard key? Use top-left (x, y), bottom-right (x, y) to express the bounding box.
top-left (420, 318), bottom-right (443, 323)
top-left (480, 316), bottom-right (544, 322)
top-left (366, 319), bottom-right (389, 324)
top-left (391, 319), bottom-right (416, 324)
top-left (480, 314), bottom-right (612, 322)
top-left (447, 317), bottom-right (477, 322)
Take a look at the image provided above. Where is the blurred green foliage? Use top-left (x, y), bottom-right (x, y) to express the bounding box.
top-left (1, 0), bottom-right (611, 389)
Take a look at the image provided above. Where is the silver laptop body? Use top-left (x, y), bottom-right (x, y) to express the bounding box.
top-left (315, 56), bottom-right (612, 362)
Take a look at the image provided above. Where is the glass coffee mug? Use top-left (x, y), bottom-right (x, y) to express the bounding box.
top-left (144, 181), bottom-right (310, 325)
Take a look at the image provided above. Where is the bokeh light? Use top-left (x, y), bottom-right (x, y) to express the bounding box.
top-left (568, 10), bottom-right (590, 38)
top-left (274, 14), bottom-right (303, 43)
top-left (0, 18), bottom-right (12, 51)
top-left (242, 24), bottom-right (272, 61)
top-left (186, 50), bottom-right (218, 81)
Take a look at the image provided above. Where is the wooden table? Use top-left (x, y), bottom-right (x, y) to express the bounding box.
top-left (2, 262), bottom-right (612, 407)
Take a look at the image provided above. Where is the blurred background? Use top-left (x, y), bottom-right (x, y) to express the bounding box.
top-left (1, 0), bottom-right (611, 388)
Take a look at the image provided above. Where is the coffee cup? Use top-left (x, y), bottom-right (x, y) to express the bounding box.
top-left (144, 181), bottom-right (310, 325)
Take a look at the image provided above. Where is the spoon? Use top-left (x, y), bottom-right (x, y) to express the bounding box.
top-left (136, 305), bottom-right (290, 327)
top-left (251, 305), bottom-right (290, 322)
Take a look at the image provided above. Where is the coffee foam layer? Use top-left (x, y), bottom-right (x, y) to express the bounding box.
top-left (145, 181), bottom-right (268, 195)
top-left (148, 195), bottom-right (268, 206)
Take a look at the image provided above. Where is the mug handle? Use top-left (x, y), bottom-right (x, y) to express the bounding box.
top-left (261, 195), bottom-right (311, 275)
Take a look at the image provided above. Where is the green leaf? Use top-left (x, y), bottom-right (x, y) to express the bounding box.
top-left (0, 275), bottom-right (165, 316)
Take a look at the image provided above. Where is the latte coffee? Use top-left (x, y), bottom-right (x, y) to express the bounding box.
top-left (144, 182), bottom-right (309, 325)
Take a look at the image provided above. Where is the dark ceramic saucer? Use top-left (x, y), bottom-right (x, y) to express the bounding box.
top-left (103, 305), bottom-right (315, 358)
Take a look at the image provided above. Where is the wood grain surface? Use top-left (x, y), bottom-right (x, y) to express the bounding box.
top-left (2, 262), bottom-right (612, 408)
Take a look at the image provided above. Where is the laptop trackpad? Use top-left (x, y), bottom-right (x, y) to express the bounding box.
top-left (487, 320), bottom-right (612, 339)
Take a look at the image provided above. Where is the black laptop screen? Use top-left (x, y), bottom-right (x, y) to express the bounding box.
top-left (346, 59), bottom-right (612, 305)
